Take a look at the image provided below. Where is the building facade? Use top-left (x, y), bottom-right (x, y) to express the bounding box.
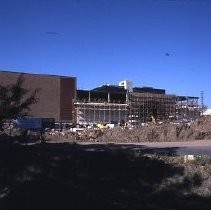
top-left (75, 84), bottom-right (200, 125)
top-left (0, 71), bottom-right (76, 122)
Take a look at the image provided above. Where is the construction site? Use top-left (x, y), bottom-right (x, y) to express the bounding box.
top-left (0, 71), bottom-right (202, 127)
top-left (75, 80), bottom-right (201, 125)
top-left (0, 71), bottom-right (208, 143)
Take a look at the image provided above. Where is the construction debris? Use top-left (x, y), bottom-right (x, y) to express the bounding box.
top-left (4, 116), bottom-right (211, 143)
top-left (41, 116), bottom-right (211, 143)
top-left (96, 117), bottom-right (211, 143)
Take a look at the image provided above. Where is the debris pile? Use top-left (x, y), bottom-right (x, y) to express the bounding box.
top-left (4, 116), bottom-right (211, 143)
top-left (95, 116), bottom-right (211, 143)
top-left (45, 116), bottom-right (211, 143)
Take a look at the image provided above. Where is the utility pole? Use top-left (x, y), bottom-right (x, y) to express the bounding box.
top-left (200, 91), bottom-right (204, 116)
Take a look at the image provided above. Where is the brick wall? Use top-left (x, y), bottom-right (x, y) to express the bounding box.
top-left (60, 77), bottom-right (76, 122)
top-left (0, 71), bottom-right (76, 121)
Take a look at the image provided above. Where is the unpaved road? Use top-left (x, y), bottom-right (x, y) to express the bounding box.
top-left (78, 140), bottom-right (211, 156)
top-left (139, 140), bottom-right (211, 155)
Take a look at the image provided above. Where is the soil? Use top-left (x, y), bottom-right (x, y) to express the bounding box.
top-left (57, 116), bottom-right (211, 143)
top-left (99, 116), bottom-right (211, 143)
top-left (3, 116), bottom-right (211, 144)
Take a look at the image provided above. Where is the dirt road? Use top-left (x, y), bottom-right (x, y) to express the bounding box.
top-left (142, 139), bottom-right (211, 155)
top-left (78, 140), bottom-right (211, 156)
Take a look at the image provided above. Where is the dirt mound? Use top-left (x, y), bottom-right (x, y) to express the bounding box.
top-left (77, 129), bottom-right (104, 141)
top-left (35, 116), bottom-right (211, 143)
top-left (95, 116), bottom-right (211, 143)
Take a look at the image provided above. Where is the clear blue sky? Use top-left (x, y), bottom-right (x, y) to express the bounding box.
top-left (1, 0), bottom-right (211, 106)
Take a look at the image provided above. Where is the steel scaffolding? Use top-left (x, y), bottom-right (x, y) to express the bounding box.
top-left (176, 96), bottom-right (200, 121)
top-left (75, 102), bottom-right (128, 124)
top-left (128, 92), bottom-right (176, 124)
top-left (74, 89), bottom-right (201, 124)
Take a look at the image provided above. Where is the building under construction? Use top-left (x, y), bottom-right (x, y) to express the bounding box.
top-left (0, 70), bottom-right (200, 125)
top-left (176, 96), bottom-right (200, 121)
top-left (75, 81), bottom-right (200, 125)
top-left (75, 85), bottom-right (128, 124)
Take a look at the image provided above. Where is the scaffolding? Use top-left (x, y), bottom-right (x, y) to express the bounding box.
top-left (74, 102), bottom-right (128, 124)
top-left (74, 88), bottom-right (201, 125)
top-left (128, 92), bottom-right (176, 124)
top-left (176, 96), bottom-right (200, 121)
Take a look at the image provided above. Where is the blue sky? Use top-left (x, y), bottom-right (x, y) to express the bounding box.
top-left (0, 0), bottom-right (211, 106)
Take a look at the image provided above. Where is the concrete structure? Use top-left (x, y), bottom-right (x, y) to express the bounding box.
top-left (75, 86), bottom-right (128, 124)
top-left (0, 71), bottom-right (76, 122)
top-left (75, 82), bottom-right (200, 125)
top-left (119, 80), bottom-right (133, 92)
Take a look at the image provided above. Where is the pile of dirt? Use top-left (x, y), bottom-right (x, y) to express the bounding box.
top-left (15, 116), bottom-right (211, 143)
top-left (76, 129), bottom-right (104, 141)
top-left (94, 116), bottom-right (211, 143)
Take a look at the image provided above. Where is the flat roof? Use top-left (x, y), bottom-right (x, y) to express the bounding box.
top-left (0, 70), bottom-right (76, 79)
top-left (177, 96), bottom-right (199, 100)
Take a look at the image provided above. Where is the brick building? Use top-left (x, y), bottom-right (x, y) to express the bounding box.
top-left (0, 71), bottom-right (76, 122)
